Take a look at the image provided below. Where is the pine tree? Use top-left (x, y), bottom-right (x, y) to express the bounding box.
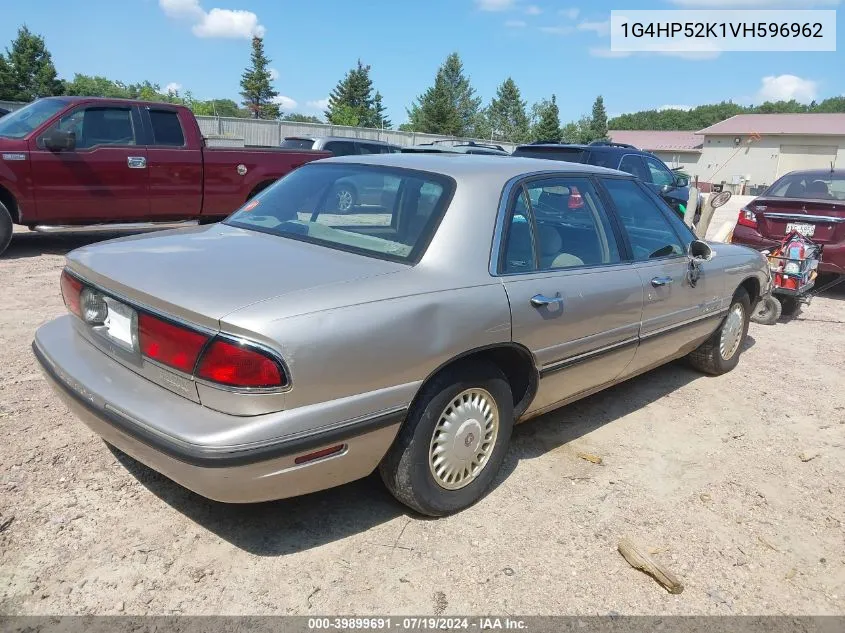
top-left (406, 68), bottom-right (462, 135)
top-left (407, 53), bottom-right (480, 137)
top-left (239, 36), bottom-right (279, 119)
top-left (0, 26), bottom-right (63, 101)
top-left (326, 60), bottom-right (382, 127)
top-left (373, 91), bottom-right (391, 129)
top-left (589, 95), bottom-right (608, 141)
top-left (487, 77), bottom-right (530, 143)
top-left (532, 95), bottom-right (561, 142)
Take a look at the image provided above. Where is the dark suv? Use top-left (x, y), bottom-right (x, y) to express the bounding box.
top-left (512, 141), bottom-right (693, 217)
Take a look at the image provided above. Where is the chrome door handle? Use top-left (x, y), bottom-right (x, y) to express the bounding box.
top-left (127, 156), bottom-right (147, 169)
top-left (530, 293), bottom-right (563, 308)
top-left (651, 277), bottom-right (673, 287)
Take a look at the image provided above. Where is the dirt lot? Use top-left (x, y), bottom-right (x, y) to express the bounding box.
top-left (1, 227), bottom-right (844, 616)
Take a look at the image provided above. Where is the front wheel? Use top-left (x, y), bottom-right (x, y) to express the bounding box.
top-left (379, 361), bottom-right (514, 516)
top-left (688, 287), bottom-right (751, 375)
top-left (0, 201), bottom-right (13, 257)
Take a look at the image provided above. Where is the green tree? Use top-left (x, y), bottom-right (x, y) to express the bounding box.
top-left (325, 60), bottom-right (387, 127)
top-left (486, 77), bottom-right (530, 143)
top-left (531, 95), bottom-right (561, 142)
top-left (589, 95), bottom-right (608, 141)
top-left (405, 68), bottom-right (462, 135)
top-left (64, 74), bottom-right (129, 98)
top-left (330, 104), bottom-right (361, 127)
top-left (560, 115), bottom-right (594, 144)
top-left (408, 53), bottom-right (481, 137)
top-left (372, 91), bottom-right (391, 129)
top-left (240, 36), bottom-right (279, 119)
top-left (283, 113), bottom-right (322, 123)
top-left (0, 26), bottom-right (63, 101)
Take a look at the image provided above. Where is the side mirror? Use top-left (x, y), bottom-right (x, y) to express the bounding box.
top-left (674, 175), bottom-right (689, 188)
top-left (688, 239), bottom-right (713, 262)
top-left (41, 128), bottom-right (76, 151)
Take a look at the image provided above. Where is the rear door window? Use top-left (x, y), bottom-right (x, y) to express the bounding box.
top-left (618, 154), bottom-right (650, 181)
top-left (148, 110), bottom-right (184, 146)
top-left (323, 140), bottom-right (356, 156)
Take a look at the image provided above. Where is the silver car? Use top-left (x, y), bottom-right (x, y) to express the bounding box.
top-left (33, 154), bottom-right (771, 516)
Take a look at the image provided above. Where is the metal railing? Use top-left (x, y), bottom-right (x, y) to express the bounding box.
top-left (195, 116), bottom-right (518, 151)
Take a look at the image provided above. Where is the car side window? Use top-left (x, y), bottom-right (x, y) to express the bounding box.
top-left (51, 107), bottom-right (136, 149)
top-left (148, 110), bottom-right (185, 146)
top-left (500, 178), bottom-right (621, 274)
top-left (526, 178), bottom-right (620, 270)
top-left (618, 155), bottom-right (650, 181)
top-left (644, 156), bottom-right (674, 187)
top-left (587, 151), bottom-right (618, 170)
top-left (502, 189), bottom-right (536, 274)
top-left (601, 178), bottom-right (686, 261)
top-left (323, 141), bottom-right (356, 156)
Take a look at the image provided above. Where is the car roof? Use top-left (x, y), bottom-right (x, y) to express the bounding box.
top-left (319, 152), bottom-right (630, 179)
top-left (779, 168), bottom-right (845, 177)
top-left (516, 142), bottom-right (645, 154)
top-left (285, 135), bottom-right (397, 145)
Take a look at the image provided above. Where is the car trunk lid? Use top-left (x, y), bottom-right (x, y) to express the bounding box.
top-left (753, 197), bottom-right (845, 245)
top-left (65, 223), bottom-right (405, 329)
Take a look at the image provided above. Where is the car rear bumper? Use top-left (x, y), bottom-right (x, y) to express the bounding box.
top-left (732, 225), bottom-right (845, 275)
top-left (33, 316), bottom-right (405, 503)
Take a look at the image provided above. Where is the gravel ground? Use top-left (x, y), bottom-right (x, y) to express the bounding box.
top-left (1, 226), bottom-right (844, 616)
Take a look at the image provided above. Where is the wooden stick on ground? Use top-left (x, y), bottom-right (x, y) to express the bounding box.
top-left (618, 538), bottom-right (685, 594)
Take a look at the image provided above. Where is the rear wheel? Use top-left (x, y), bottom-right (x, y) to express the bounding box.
top-left (688, 287), bottom-right (751, 375)
top-left (750, 295), bottom-right (781, 325)
top-left (379, 361), bottom-right (514, 516)
top-left (0, 201), bottom-right (13, 257)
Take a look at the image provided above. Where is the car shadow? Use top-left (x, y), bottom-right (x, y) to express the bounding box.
top-left (109, 354), bottom-right (725, 556)
top-left (4, 229), bottom-right (162, 260)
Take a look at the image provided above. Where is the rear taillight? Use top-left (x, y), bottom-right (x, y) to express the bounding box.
top-left (197, 339), bottom-right (285, 388)
top-left (139, 313), bottom-right (209, 373)
top-left (737, 206), bottom-right (758, 228)
top-left (60, 270), bottom-right (83, 317)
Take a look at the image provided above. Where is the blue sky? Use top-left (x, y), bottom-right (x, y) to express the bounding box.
top-left (2, 0), bottom-right (843, 124)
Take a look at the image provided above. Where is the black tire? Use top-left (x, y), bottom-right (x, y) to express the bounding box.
top-left (379, 361), bottom-right (514, 517)
top-left (750, 295), bottom-right (782, 325)
top-left (0, 200), bottom-right (12, 257)
top-left (779, 296), bottom-right (801, 317)
top-left (688, 287), bottom-right (751, 376)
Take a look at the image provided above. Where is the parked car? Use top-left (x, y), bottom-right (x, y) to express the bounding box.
top-left (279, 137), bottom-right (402, 211)
top-left (402, 142), bottom-right (509, 156)
top-left (280, 135), bottom-right (401, 156)
top-left (731, 168), bottom-right (845, 276)
top-left (512, 141), bottom-right (695, 217)
top-left (0, 97), bottom-right (330, 255)
top-left (33, 154), bottom-right (770, 516)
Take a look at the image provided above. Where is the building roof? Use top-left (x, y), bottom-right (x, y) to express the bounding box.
top-left (608, 130), bottom-right (703, 152)
top-left (697, 114), bottom-right (845, 136)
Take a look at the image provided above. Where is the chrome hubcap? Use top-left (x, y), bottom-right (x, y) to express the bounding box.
top-left (720, 303), bottom-right (745, 360)
top-left (336, 189), bottom-right (353, 211)
top-left (429, 388), bottom-right (499, 491)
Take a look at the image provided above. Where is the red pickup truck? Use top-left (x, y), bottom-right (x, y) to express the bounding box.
top-left (0, 97), bottom-right (330, 255)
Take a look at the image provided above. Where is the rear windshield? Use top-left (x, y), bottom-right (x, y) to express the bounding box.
top-left (225, 163), bottom-right (455, 263)
top-left (280, 138), bottom-right (315, 150)
top-left (512, 147), bottom-right (587, 163)
top-left (766, 173), bottom-right (845, 202)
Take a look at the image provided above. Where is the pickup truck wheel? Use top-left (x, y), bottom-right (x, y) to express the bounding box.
top-left (688, 287), bottom-right (751, 376)
top-left (0, 201), bottom-right (13, 257)
top-left (379, 361), bottom-right (514, 517)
